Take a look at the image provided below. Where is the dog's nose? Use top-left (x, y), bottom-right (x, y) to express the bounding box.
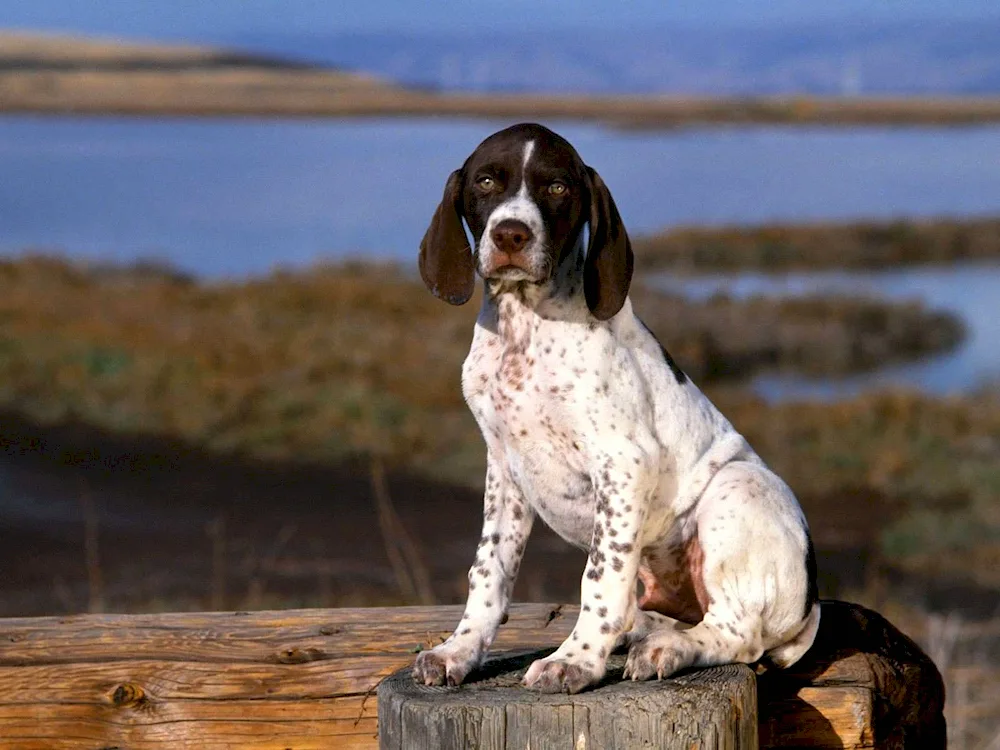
top-left (491, 220), bottom-right (534, 255)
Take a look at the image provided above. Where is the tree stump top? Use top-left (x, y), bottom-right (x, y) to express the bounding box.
top-left (378, 650), bottom-right (758, 750)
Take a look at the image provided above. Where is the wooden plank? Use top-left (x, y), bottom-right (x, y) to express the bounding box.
top-left (759, 686), bottom-right (874, 748)
top-left (0, 604), bottom-right (574, 666)
top-left (0, 659), bottom-right (392, 702)
top-left (0, 604), bottom-right (572, 749)
top-left (0, 601), bottom-right (940, 749)
top-left (757, 600), bottom-right (945, 749)
top-left (0, 697), bottom-right (377, 750)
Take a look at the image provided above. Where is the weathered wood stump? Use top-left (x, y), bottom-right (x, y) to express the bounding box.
top-left (378, 650), bottom-right (758, 749)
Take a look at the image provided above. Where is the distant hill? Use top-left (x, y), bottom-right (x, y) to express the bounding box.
top-left (5, 29), bottom-right (1000, 125)
top-left (236, 19), bottom-right (1000, 95)
top-left (0, 31), bottom-right (379, 84)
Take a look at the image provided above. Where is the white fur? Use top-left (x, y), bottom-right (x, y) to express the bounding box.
top-left (414, 134), bottom-right (819, 695)
top-left (476, 141), bottom-right (548, 283)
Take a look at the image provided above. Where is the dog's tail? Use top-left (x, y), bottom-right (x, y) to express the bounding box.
top-left (765, 601), bottom-right (821, 669)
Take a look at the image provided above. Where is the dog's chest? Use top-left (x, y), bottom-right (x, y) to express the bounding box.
top-left (463, 319), bottom-right (600, 547)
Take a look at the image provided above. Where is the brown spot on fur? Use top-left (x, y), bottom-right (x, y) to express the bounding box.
top-left (637, 534), bottom-right (711, 625)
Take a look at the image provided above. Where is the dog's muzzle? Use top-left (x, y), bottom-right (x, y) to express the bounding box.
top-left (480, 219), bottom-right (545, 280)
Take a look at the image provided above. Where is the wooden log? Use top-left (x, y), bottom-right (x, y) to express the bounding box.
top-left (0, 600), bottom-right (942, 749)
top-left (758, 600), bottom-right (946, 749)
top-left (0, 603), bottom-right (572, 750)
top-left (378, 650), bottom-right (758, 749)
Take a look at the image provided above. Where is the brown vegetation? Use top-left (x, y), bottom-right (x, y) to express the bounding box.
top-left (0, 255), bottom-right (993, 604)
top-left (631, 286), bottom-right (962, 381)
top-left (0, 256), bottom-right (962, 484)
top-left (0, 31), bottom-right (301, 70)
top-left (635, 216), bottom-right (1000, 270)
top-left (4, 31), bottom-right (1000, 125)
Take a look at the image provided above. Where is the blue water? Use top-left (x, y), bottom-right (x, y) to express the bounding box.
top-left (1, 116), bottom-right (999, 394)
top-left (3, 119), bottom-right (1000, 277)
top-left (656, 264), bottom-right (1000, 398)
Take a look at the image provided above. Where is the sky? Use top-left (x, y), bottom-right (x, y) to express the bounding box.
top-left (4, 0), bottom-right (1000, 42)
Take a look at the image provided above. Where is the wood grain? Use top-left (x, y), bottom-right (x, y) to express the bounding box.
top-left (0, 601), bottom-right (942, 748)
top-left (0, 604), bottom-right (570, 749)
top-left (379, 652), bottom-right (757, 749)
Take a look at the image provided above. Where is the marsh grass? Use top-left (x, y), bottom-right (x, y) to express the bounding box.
top-left (0, 253), bottom-right (995, 742)
top-left (0, 255), bottom-right (964, 481)
top-left (635, 216), bottom-right (1000, 271)
top-left (0, 255), bottom-right (990, 582)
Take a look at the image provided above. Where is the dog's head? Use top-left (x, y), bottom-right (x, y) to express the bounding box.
top-left (418, 123), bottom-right (633, 320)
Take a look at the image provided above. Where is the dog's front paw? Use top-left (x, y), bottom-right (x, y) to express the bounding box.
top-left (623, 634), bottom-right (683, 681)
top-left (413, 642), bottom-right (481, 687)
top-left (523, 654), bottom-right (603, 694)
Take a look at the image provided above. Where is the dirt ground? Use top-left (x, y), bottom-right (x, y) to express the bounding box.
top-left (1, 411), bottom-right (995, 619)
top-left (0, 413), bottom-right (586, 616)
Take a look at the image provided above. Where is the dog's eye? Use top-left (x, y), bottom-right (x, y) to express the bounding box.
top-left (548, 181), bottom-right (568, 196)
top-left (475, 175), bottom-right (496, 191)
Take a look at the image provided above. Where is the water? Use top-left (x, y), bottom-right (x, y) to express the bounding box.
top-left (656, 264), bottom-right (1000, 398)
top-left (1, 116), bottom-right (999, 394)
top-left (3, 118), bottom-right (1000, 277)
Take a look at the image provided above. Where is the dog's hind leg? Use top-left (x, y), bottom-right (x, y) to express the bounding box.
top-left (620, 608), bottom-right (687, 649)
top-left (624, 460), bottom-right (818, 680)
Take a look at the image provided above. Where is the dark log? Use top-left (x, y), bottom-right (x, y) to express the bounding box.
top-left (758, 600), bottom-right (947, 749)
top-left (378, 650), bottom-right (758, 750)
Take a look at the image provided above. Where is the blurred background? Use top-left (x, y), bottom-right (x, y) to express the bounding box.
top-left (1, 1), bottom-right (999, 744)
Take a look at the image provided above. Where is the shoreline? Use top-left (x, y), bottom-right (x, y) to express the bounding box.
top-left (3, 32), bottom-right (1000, 127)
top-left (5, 74), bottom-right (1000, 127)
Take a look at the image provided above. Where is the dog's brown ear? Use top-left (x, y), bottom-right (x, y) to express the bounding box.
top-left (584, 166), bottom-right (633, 320)
top-left (419, 169), bottom-right (475, 306)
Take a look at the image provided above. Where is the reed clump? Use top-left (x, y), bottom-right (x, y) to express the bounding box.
top-left (0, 255), bottom-right (964, 485)
top-left (635, 216), bottom-right (1000, 271)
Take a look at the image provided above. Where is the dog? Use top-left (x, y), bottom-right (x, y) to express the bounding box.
top-left (412, 123), bottom-right (819, 694)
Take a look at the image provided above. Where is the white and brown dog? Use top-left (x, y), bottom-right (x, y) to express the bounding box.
top-left (413, 123), bottom-right (819, 694)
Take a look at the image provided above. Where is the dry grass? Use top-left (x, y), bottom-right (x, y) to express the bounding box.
top-left (711, 388), bottom-right (1000, 592)
top-left (631, 285), bottom-right (962, 381)
top-left (0, 255), bottom-right (964, 485)
top-left (0, 31), bottom-right (237, 66)
top-left (635, 216), bottom-right (1000, 270)
top-left (0, 254), bottom-right (993, 590)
